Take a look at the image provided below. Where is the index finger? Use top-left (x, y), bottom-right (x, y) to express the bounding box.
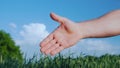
top-left (40, 34), bottom-right (53, 47)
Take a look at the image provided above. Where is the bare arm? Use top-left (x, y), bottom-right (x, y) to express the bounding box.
top-left (40, 10), bottom-right (120, 56)
top-left (79, 10), bottom-right (120, 38)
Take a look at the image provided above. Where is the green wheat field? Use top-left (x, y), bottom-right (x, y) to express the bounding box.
top-left (0, 54), bottom-right (120, 68)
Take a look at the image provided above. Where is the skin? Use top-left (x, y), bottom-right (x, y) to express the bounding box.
top-left (40, 10), bottom-right (120, 56)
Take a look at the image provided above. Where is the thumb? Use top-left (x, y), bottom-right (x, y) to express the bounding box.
top-left (50, 12), bottom-right (66, 24)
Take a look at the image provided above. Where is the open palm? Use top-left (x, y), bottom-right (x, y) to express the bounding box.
top-left (40, 13), bottom-right (83, 56)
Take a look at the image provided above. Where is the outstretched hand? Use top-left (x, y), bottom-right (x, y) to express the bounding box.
top-left (40, 13), bottom-right (83, 56)
top-left (40, 10), bottom-right (120, 56)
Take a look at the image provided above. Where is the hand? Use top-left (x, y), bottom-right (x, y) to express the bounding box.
top-left (40, 10), bottom-right (120, 56)
top-left (40, 13), bottom-right (83, 56)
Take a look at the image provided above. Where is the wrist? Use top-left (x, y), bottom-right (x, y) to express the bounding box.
top-left (77, 23), bottom-right (87, 39)
top-left (77, 19), bottom-right (98, 39)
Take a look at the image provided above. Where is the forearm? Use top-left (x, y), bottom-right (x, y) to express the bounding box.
top-left (78, 10), bottom-right (120, 38)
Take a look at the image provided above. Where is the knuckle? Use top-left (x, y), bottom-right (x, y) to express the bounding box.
top-left (63, 17), bottom-right (68, 22)
top-left (45, 51), bottom-right (49, 55)
top-left (40, 42), bottom-right (43, 46)
top-left (51, 40), bottom-right (56, 44)
top-left (51, 51), bottom-right (55, 55)
top-left (41, 49), bottom-right (44, 52)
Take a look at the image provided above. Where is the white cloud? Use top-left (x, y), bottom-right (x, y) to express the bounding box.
top-left (15, 23), bottom-right (49, 58)
top-left (18, 23), bottom-right (49, 45)
top-left (62, 39), bottom-right (120, 57)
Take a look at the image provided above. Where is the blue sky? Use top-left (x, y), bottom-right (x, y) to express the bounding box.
top-left (0, 0), bottom-right (120, 58)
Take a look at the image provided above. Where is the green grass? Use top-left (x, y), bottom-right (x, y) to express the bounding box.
top-left (0, 54), bottom-right (120, 68)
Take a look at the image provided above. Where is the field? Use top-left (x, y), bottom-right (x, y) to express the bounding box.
top-left (0, 54), bottom-right (120, 68)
